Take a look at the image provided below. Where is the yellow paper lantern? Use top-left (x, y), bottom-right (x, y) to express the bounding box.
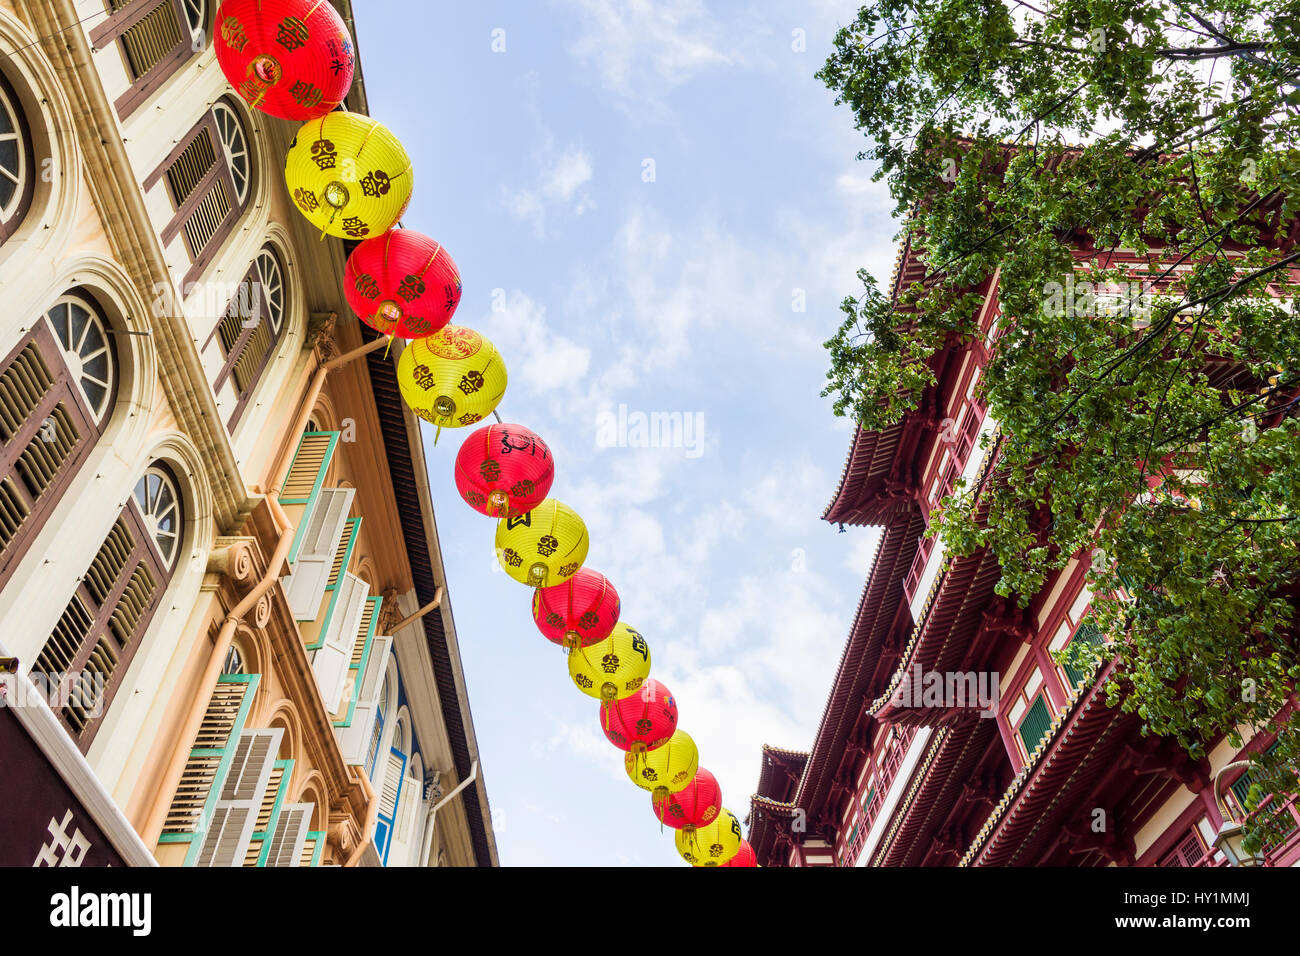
top-left (495, 498), bottom-right (588, 588)
top-left (675, 807), bottom-right (742, 867)
top-left (397, 326), bottom-right (507, 433)
top-left (569, 620), bottom-right (650, 700)
top-left (285, 111), bottom-right (412, 239)
top-left (625, 728), bottom-right (698, 801)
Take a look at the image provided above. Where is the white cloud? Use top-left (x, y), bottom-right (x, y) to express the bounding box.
top-left (479, 290), bottom-right (591, 396)
top-left (559, 0), bottom-right (739, 115)
top-left (503, 144), bottom-right (596, 237)
top-left (543, 146), bottom-right (595, 203)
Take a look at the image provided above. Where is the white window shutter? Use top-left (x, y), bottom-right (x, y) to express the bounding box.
top-left (283, 487), bottom-right (355, 619)
top-left (336, 634), bottom-right (392, 764)
top-left (380, 750), bottom-right (404, 820)
top-left (195, 728), bottom-right (283, 866)
top-left (266, 803), bottom-right (313, 867)
top-left (314, 572), bottom-right (367, 713)
top-left (387, 770), bottom-right (423, 867)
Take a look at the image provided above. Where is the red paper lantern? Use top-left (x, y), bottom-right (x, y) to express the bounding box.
top-left (531, 567), bottom-right (620, 649)
top-left (215, 0), bottom-right (355, 121)
top-left (652, 766), bottom-right (722, 831)
top-left (723, 840), bottom-right (757, 867)
top-left (344, 230), bottom-right (462, 339)
top-left (454, 423), bottom-right (554, 519)
top-left (600, 679), bottom-right (677, 753)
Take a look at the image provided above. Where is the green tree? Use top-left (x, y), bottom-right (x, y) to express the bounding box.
top-left (819, 0), bottom-right (1300, 852)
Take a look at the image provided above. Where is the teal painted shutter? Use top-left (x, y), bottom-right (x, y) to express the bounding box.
top-left (266, 803), bottom-right (313, 867)
top-left (313, 570), bottom-right (368, 712)
top-left (304, 517), bottom-right (360, 651)
top-left (336, 594), bottom-right (382, 728)
top-left (280, 431), bottom-right (340, 564)
top-left (284, 487), bottom-right (355, 620)
top-left (249, 758), bottom-right (294, 867)
top-left (302, 831), bottom-right (326, 866)
top-left (338, 634), bottom-right (391, 762)
top-left (1231, 741), bottom-right (1288, 819)
top-left (160, 673), bottom-right (259, 853)
top-left (1063, 618), bottom-right (1105, 687)
top-left (1017, 694), bottom-right (1052, 758)
top-left (192, 726), bottom-right (283, 866)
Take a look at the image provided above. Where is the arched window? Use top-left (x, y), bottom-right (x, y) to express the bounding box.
top-left (148, 98), bottom-right (251, 284)
top-left (0, 293), bottom-right (118, 589)
top-left (0, 72), bottom-right (33, 244)
top-left (133, 465), bottom-right (182, 567)
top-left (44, 295), bottom-right (116, 423)
top-left (91, 0), bottom-right (209, 118)
top-left (212, 101), bottom-right (250, 206)
top-left (30, 461), bottom-right (184, 750)
top-left (208, 244), bottom-right (286, 430)
top-left (221, 643), bottom-right (244, 675)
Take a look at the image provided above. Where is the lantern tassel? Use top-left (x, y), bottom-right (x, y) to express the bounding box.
top-left (321, 203), bottom-right (341, 242)
top-left (383, 334), bottom-right (393, 360)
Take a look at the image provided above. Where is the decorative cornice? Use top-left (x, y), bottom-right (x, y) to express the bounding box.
top-left (27, 0), bottom-right (250, 531)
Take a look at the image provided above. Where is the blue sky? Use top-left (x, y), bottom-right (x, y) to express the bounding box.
top-left (357, 0), bottom-right (897, 866)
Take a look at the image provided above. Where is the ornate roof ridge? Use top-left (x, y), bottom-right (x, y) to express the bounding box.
top-left (864, 429), bottom-right (1003, 718)
top-left (821, 209), bottom-right (920, 522)
top-left (762, 744), bottom-right (810, 758)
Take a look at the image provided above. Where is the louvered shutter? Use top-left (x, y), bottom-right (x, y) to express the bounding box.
top-left (305, 517), bottom-right (360, 650)
top-left (1016, 695), bottom-right (1052, 758)
top-left (0, 326), bottom-right (96, 589)
top-left (283, 487), bottom-right (355, 619)
top-left (90, 0), bottom-right (196, 118)
top-left (337, 634), bottom-right (392, 764)
top-left (335, 595), bottom-right (381, 727)
top-left (1063, 618), bottom-right (1105, 687)
top-left (386, 769), bottom-right (423, 867)
top-left (313, 571), bottom-right (367, 713)
top-left (193, 727), bottom-right (282, 866)
top-left (245, 758), bottom-right (293, 867)
top-left (266, 802), bottom-right (313, 867)
top-left (376, 748), bottom-right (405, 863)
top-left (280, 431), bottom-right (340, 564)
top-left (300, 832), bottom-right (325, 867)
top-left (162, 673), bottom-right (259, 856)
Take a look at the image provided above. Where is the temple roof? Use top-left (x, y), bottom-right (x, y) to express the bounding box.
top-left (961, 659), bottom-right (1143, 867)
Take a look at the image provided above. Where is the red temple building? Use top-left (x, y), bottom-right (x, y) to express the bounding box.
top-left (749, 223), bottom-right (1300, 868)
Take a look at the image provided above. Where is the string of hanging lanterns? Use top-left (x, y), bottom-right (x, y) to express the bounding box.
top-left (216, 0), bottom-right (756, 867)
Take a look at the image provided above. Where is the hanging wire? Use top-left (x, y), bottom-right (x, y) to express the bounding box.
top-left (9, 8), bottom-right (108, 58)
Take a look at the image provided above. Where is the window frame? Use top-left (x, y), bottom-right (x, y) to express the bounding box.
top-left (90, 0), bottom-right (209, 119)
top-left (0, 302), bottom-right (115, 590)
top-left (29, 460), bottom-right (184, 750)
top-left (43, 294), bottom-right (117, 423)
top-left (207, 245), bottom-right (287, 430)
top-left (1003, 667), bottom-right (1052, 764)
top-left (145, 99), bottom-right (250, 286)
top-left (0, 70), bottom-right (35, 243)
